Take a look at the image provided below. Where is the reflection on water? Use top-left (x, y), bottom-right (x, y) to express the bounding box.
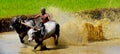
top-left (0, 32), bottom-right (120, 54)
top-left (103, 46), bottom-right (120, 54)
top-left (0, 32), bottom-right (21, 54)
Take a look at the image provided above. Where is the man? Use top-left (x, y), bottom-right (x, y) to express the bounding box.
top-left (34, 8), bottom-right (51, 23)
top-left (33, 8), bottom-right (51, 37)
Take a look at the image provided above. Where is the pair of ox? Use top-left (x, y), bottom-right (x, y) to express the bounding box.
top-left (10, 16), bottom-right (60, 50)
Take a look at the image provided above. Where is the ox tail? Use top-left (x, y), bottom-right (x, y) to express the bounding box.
top-left (55, 23), bottom-right (60, 36)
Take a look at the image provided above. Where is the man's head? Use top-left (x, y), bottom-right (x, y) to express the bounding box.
top-left (41, 8), bottom-right (46, 15)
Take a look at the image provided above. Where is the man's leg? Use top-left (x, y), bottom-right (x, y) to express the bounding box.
top-left (40, 23), bottom-right (45, 38)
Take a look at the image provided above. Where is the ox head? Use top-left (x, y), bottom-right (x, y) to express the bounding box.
top-left (10, 16), bottom-right (20, 29)
top-left (28, 28), bottom-right (41, 43)
top-left (10, 15), bottom-right (27, 29)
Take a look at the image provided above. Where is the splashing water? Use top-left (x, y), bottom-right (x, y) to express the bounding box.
top-left (47, 7), bottom-right (120, 45)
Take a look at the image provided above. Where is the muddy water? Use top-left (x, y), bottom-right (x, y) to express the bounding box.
top-left (0, 31), bottom-right (120, 54)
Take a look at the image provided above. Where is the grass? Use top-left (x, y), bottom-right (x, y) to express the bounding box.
top-left (0, 0), bottom-right (120, 18)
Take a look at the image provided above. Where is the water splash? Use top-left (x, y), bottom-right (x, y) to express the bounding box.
top-left (47, 7), bottom-right (120, 45)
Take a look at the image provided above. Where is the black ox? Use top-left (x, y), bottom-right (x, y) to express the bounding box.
top-left (10, 15), bottom-right (35, 43)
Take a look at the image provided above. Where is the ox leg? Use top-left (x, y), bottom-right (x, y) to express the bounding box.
top-left (34, 40), bottom-right (43, 50)
top-left (53, 35), bottom-right (57, 45)
top-left (19, 33), bottom-right (26, 43)
top-left (53, 34), bottom-right (59, 45)
top-left (19, 35), bottom-right (24, 43)
top-left (56, 33), bottom-right (60, 45)
top-left (34, 42), bottom-right (41, 50)
top-left (40, 42), bottom-right (47, 51)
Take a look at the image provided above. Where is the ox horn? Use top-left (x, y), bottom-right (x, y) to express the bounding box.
top-left (21, 21), bottom-right (40, 31)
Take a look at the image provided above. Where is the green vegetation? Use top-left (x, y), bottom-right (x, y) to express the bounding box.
top-left (0, 0), bottom-right (120, 18)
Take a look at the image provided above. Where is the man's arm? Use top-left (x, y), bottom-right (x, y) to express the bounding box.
top-left (34, 14), bottom-right (41, 18)
top-left (30, 14), bottom-right (41, 20)
top-left (47, 14), bottom-right (51, 20)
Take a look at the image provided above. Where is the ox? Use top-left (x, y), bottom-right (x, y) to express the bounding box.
top-left (28, 20), bottom-right (60, 50)
top-left (10, 15), bottom-right (35, 43)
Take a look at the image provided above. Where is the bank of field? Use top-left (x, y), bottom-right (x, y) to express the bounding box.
top-left (0, 0), bottom-right (120, 18)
